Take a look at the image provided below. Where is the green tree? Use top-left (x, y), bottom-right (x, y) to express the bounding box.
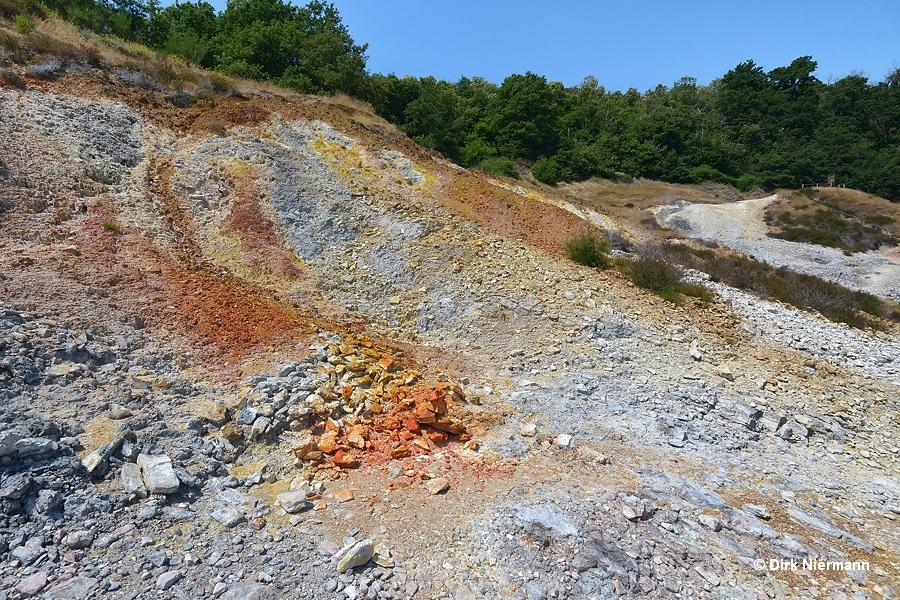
top-left (211, 0), bottom-right (367, 95)
top-left (484, 72), bottom-right (568, 160)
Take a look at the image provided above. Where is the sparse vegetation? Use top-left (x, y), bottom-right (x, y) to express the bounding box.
top-left (14, 14), bottom-right (34, 33)
top-left (101, 221), bottom-right (121, 232)
top-left (565, 233), bottom-right (609, 269)
top-left (765, 194), bottom-right (899, 253)
top-left (620, 245), bottom-right (689, 304)
top-left (662, 243), bottom-right (898, 329)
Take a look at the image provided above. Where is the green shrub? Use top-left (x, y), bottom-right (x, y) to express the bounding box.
top-left (15, 14), bottom-right (33, 33)
top-left (864, 215), bottom-right (895, 226)
top-left (565, 233), bottom-right (609, 269)
top-left (531, 156), bottom-right (560, 184)
top-left (479, 157), bottom-right (519, 179)
top-left (101, 221), bottom-right (121, 232)
top-left (659, 242), bottom-right (896, 329)
top-left (689, 164), bottom-right (735, 186)
top-left (735, 174), bottom-right (763, 192)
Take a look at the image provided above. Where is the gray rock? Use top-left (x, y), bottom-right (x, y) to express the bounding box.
top-left (121, 463), bottom-right (147, 498)
top-left (689, 340), bottom-right (702, 361)
top-left (62, 531), bottom-right (94, 549)
top-left (727, 402), bottom-right (761, 430)
top-left (250, 416), bottom-right (271, 439)
top-left (11, 538), bottom-right (44, 565)
top-left (220, 582), bottom-right (276, 600)
top-left (137, 453), bottom-right (180, 494)
top-left (108, 404), bottom-right (132, 419)
top-left (43, 576), bottom-right (99, 598)
top-left (276, 489), bottom-right (309, 513)
top-left (513, 504), bottom-right (579, 536)
top-left (235, 407), bottom-right (258, 425)
top-left (0, 431), bottom-right (22, 456)
top-left (210, 506), bottom-right (245, 527)
top-left (742, 503), bottom-right (771, 520)
top-left (28, 489), bottom-right (63, 516)
top-left (156, 570), bottom-right (183, 590)
top-left (553, 434), bottom-right (574, 449)
top-left (81, 436), bottom-right (125, 474)
top-left (15, 570), bottom-right (49, 597)
top-left (0, 473), bottom-right (32, 499)
top-left (619, 495), bottom-right (656, 521)
top-left (697, 513), bottom-right (722, 532)
top-left (14, 437), bottom-right (58, 458)
top-left (786, 506), bottom-right (844, 538)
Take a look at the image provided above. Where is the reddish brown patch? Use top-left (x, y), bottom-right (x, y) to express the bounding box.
top-left (160, 260), bottom-right (309, 367)
top-left (79, 204), bottom-right (123, 255)
top-left (440, 171), bottom-right (598, 254)
top-left (227, 196), bottom-right (303, 280)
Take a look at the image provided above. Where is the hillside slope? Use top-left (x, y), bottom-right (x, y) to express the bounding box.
top-left (1, 22), bottom-right (899, 600)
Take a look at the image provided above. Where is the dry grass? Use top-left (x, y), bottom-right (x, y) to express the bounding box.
top-left (321, 91), bottom-right (401, 137)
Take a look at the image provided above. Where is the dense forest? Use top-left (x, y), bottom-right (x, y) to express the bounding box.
top-left (4, 0), bottom-right (900, 200)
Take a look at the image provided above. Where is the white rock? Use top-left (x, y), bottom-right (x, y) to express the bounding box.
top-left (137, 454), bottom-right (180, 495)
top-left (553, 434), bottom-right (574, 449)
top-left (519, 423), bottom-right (537, 437)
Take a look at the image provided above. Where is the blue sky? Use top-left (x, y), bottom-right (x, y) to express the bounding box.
top-left (200, 0), bottom-right (899, 92)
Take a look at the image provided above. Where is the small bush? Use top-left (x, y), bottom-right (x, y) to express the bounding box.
top-left (864, 215), bottom-right (895, 226)
top-left (101, 221), bottom-right (121, 232)
top-left (480, 157), bottom-right (519, 179)
top-left (735, 174), bottom-right (763, 192)
top-left (565, 233), bottom-right (610, 269)
top-left (625, 246), bottom-right (685, 302)
top-left (15, 14), bottom-right (34, 33)
top-left (207, 120), bottom-right (226, 136)
top-left (207, 71), bottom-right (235, 94)
top-left (531, 156), bottom-right (560, 184)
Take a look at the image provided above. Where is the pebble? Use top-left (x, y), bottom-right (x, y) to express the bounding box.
top-left (425, 477), bottom-right (450, 495)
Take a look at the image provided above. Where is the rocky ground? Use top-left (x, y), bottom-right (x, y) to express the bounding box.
top-left (1, 44), bottom-right (899, 600)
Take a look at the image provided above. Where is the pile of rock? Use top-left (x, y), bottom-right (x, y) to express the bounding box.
top-left (210, 333), bottom-right (468, 469)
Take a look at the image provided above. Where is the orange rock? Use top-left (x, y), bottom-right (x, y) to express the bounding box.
top-left (292, 436), bottom-right (318, 459)
top-left (400, 430), bottom-right (413, 441)
top-left (427, 429), bottom-right (448, 443)
top-left (318, 430), bottom-right (340, 454)
top-left (405, 418), bottom-right (420, 433)
top-left (428, 390), bottom-right (447, 413)
top-left (347, 424), bottom-right (367, 449)
top-left (378, 357), bottom-right (398, 371)
top-left (342, 386), bottom-right (352, 400)
top-left (303, 451), bottom-right (324, 463)
top-left (432, 416), bottom-right (465, 435)
top-left (414, 402), bottom-right (436, 424)
top-left (333, 451), bottom-right (358, 468)
top-left (391, 445), bottom-right (411, 459)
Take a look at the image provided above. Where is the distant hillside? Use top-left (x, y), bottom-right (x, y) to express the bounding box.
top-left (3, 0), bottom-right (899, 201)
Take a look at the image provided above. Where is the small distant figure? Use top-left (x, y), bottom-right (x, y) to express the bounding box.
top-left (828, 174), bottom-right (836, 187)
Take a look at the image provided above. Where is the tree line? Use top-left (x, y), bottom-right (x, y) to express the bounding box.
top-left (6, 0), bottom-right (899, 200)
top-left (370, 62), bottom-right (900, 201)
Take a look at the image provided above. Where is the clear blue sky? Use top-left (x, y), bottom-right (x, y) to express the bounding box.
top-left (201, 0), bottom-right (899, 92)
